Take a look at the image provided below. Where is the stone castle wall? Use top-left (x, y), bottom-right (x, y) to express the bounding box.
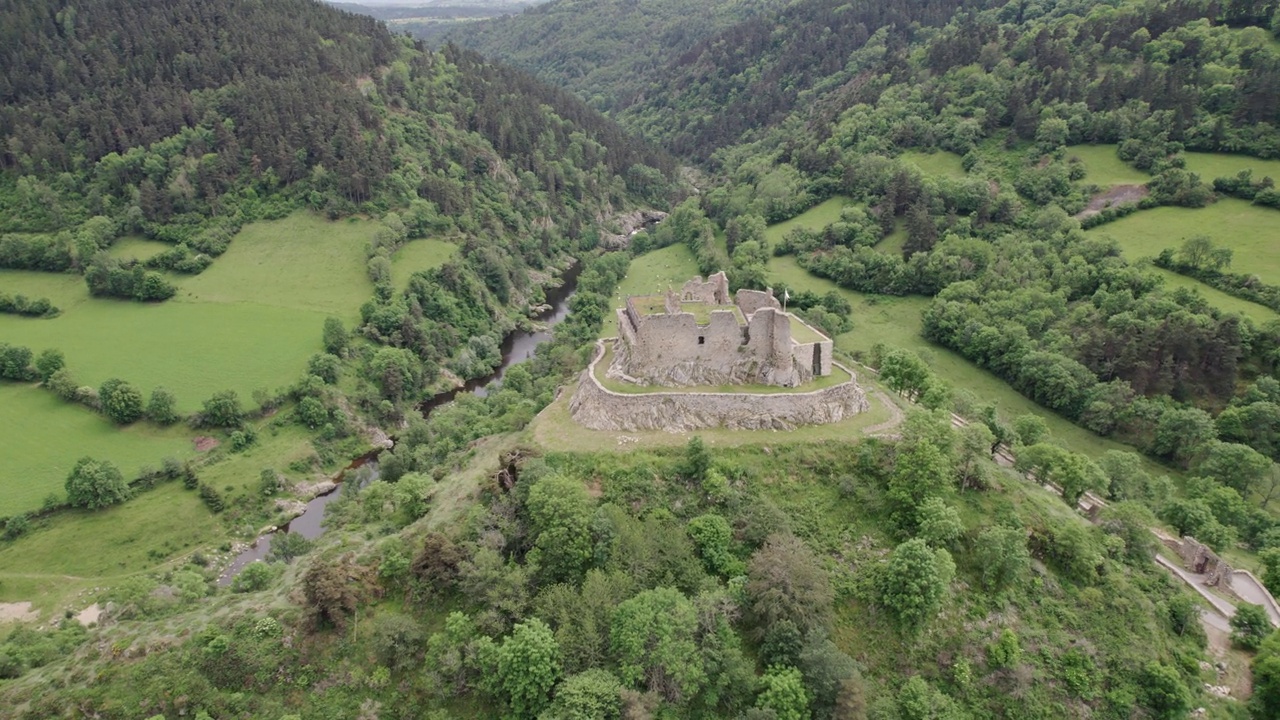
top-left (573, 340), bottom-right (869, 431)
top-left (736, 288), bottom-right (780, 316)
top-left (791, 340), bottom-right (834, 378)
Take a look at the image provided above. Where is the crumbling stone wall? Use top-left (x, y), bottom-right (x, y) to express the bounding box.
top-left (572, 342), bottom-right (870, 431)
top-left (679, 273), bottom-right (730, 304)
top-left (736, 288), bottom-right (780, 316)
top-left (1165, 535), bottom-right (1235, 588)
top-left (792, 340), bottom-right (834, 377)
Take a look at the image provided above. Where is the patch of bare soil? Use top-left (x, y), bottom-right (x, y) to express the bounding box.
top-left (1075, 184), bottom-right (1149, 219)
top-left (76, 603), bottom-right (102, 626)
top-left (193, 436), bottom-right (219, 452)
top-left (0, 601), bottom-right (38, 623)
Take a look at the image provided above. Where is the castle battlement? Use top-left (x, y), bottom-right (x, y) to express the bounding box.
top-left (612, 271), bottom-right (833, 388)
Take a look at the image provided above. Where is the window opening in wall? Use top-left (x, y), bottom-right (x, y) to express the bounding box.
top-left (698, 336), bottom-right (706, 345)
top-left (813, 344), bottom-right (822, 375)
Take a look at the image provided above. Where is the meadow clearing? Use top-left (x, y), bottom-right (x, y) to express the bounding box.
top-left (1065, 144), bottom-right (1150, 186)
top-left (392, 237), bottom-right (457, 289)
top-left (0, 212), bottom-right (458, 519)
top-left (1086, 197), bottom-right (1280, 284)
top-left (0, 384), bottom-right (194, 516)
top-left (898, 149), bottom-right (967, 179)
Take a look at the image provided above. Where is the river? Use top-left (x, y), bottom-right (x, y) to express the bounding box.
top-left (218, 261), bottom-right (583, 583)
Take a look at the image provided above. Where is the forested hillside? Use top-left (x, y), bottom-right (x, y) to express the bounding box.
top-left (449, 0), bottom-right (788, 113)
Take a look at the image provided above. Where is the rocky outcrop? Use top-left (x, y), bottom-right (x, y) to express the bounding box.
top-left (598, 209), bottom-right (668, 249)
top-left (571, 342), bottom-right (869, 432)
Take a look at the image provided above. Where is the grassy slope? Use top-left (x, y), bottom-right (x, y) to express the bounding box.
top-left (1066, 144), bottom-right (1150, 185)
top-left (0, 384), bottom-right (195, 515)
top-left (600, 243), bottom-right (702, 337)
top-left (107, 236), bottom-right (173, 262)
top-left (763, 196), bottom-right (855, 244)
top-left (0, 212), bottom-right (374, 412)
top-left (1150, 266), bottom-right (1279, 324)
top-left (1183, 151), bottom-right (1280, 181)
top-left (391, 238), bottom-right (457, 289)
top-left (898, 149), bottom-right (967, 179)
top-left (0, 420), bottom-right (321, 613)
top-left (1087, 198), bottom-right (1280, 283)
top-left (0, 212), bottom-right (376, 516)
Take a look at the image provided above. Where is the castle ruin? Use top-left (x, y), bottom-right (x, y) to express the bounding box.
top-left (612, 272), bottom-right (833, 388)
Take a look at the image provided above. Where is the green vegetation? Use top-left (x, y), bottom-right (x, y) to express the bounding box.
top-left (898, 150), bottom-right (966, 179)
top-left (1088, 199), bottom-right (1280, 284)
top-left (0, 384), bottom-right (193, 516)
top-left (390, 238), bottom-right (457, 290)
top-left (1066, 144), bottom-right (1150, 186)
top-left (762, 196), bottom-right (855, 246)
top-left (1184, 152), bottom-right (1280, 182)
top-left (106, 236), bottom-right (173, 262)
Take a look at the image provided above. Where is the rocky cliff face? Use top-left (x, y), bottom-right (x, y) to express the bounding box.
top-left (598, 209), bottom-right (669, 249)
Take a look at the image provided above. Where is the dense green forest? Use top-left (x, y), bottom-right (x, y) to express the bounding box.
top-left (8, 0), bottom-right (1280, 718)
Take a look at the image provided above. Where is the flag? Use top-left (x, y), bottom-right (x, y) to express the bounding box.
top-left (784, 289), bottom-right (790, 302)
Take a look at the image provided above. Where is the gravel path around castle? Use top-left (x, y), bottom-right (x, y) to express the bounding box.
top-left (862, 390), bottom-right (905, 437)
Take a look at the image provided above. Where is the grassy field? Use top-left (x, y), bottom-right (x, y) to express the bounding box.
top-left (601, 243), bottom-right (701, 337)
top-left (391, 238), bottom-right (457, 289)
top-left (0, 418), bottom-right (324, 613)
top-left (1182, 152), bottom-right (1280, 182)
top-left (1065, 144), bottom-right (1149, 186)
top-left (108, 236), bottom-right (173, 262)
top-left (0, 212), bottom-right (375, 412)
top-left (899, 150), bottom-right (967, 179)
top-left (1086, 198), bottom-right (1280, 284)
top-left (0, 211), bottom-right (375, 519)
top-left (1150, 266), bottom-right (1279, 324)
top-left (763, 196), bottom-right (856, 245)
top-left (0, 269), bottom-right (87, 308)
top-left (876, 222), bottom-right (908, 257)
top-left (0, 384), bottom-right (195, 516)
top-left (530, 376), bottom-right (898, 453)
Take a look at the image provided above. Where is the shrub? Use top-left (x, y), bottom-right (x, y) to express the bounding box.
top-left (65, 457), bottom-right (130, 510)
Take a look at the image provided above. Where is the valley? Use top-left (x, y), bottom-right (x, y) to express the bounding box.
top-left (6, 0), bottom-right (1280, 718)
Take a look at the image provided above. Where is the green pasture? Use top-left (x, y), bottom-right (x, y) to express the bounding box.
top-left (899, 150), bottom-right (967, 179)
top-left (0, 383), bottom-right (195, 516)
top-left (763, 196), bottom-right (855, 245)
top-left (1183, 151), bottom-right (1280, 182)
top-left (1087, 198), bottom-right (1280, 284)
top-left (0, 417), bottom-right (323, 612)
top-left (876, 221), bottom-right (908, 257)
top-left (1065, 144), bottom-right (1149, 186)
top-left (0, 212), bottom-right (375, 412)
top-left (1149, 266), bottom-right (1279, 324)
top-left (108, 236), bottom-right (172, 262)
top-left (0, 269), bottom-right (88, 309)
top-left (391, 237), bottom-right (457, 289)
top-left (601, 243), bottom-right (701, 337)
top-left (179, 212), bottom-right (372, 317)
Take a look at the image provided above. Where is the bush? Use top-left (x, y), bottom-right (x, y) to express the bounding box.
top-left (1231, 603), bottom-right (1272, 651)
top-left (231, 561), bottom-right (278, 593)
top-left (198, 483), bottom-right (225, 513)
top-left (65, 457), bottom-right (130, 510)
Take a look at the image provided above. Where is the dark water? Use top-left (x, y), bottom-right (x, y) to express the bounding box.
top-left (218, 262), bottom-right (583, 584)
